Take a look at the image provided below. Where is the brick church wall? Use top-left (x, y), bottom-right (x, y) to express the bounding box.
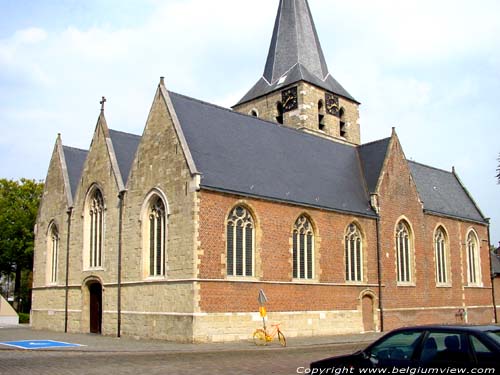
top-left (195, 189), bottom-right (380, 340)
top-left (376, 135), bottom-right (493, 329)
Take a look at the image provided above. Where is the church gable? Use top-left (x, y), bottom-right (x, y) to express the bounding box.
top-left (373, 130), bottom-right (423, 215)
top-left (121, 81), bottom-right (199, 282)
top-left (33, 135), bottom-right (72, 288)
top-left (73, 112), bottom-right (123, 207)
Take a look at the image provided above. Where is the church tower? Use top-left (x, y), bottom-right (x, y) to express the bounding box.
top-left (233, 0), bottom-right (360, 145)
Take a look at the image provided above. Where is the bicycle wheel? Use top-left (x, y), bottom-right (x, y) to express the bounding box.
top-left (277, 330), bottom-right (286, 347)
top-left (253, 329), bottom-right (267, 346)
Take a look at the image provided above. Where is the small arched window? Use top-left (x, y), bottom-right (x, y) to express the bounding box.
top-left (249, 109), bottom-right (258, 117)
top-left (466, 230), bottom-right (481, 285)
top-left (345, 223), bottom-right (362, 282)
top-left (48, 223), bottom-right (59, 284)
top-left (276, 102), bottom-right (284, 124)
top-left (339, 107), bottom-right (346, 137)
top-left (396, 220), bottom-right (412, 283)
top-left (88, 189), bottom-right (104, 268)
top-left (148, 197), bottom-right (166, 276)
top-left (434, 227), bottom-right (448, 284)
top-left (292, 215), bottom-right (314, 279)
top-left (226, 206), bottom-right (254, 277)
top-left (318, 100), bottom-right (325, 131)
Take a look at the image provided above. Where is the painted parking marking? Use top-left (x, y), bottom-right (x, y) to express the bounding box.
top-left (0, 340), bottom-right (85, 349)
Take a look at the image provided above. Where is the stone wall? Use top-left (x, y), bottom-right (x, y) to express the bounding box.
top-left (233, 82), bottom-right (360, 144)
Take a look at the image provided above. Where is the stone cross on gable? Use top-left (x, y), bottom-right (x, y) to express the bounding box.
top-left (100, 96), bottom-right (106, 112)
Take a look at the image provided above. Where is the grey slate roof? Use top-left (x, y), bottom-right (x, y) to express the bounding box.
top-left (408, 161), bottom-right (485, 223)
top-left (236, 0), bottom-right (357, 106)
top-left (109, 129), bottom-right (141, 184)
top-left (358, 137), bottom-right (391, 193)
top-left (59, 90), bottom-right (485, 225)
top-left (169, 91), bottom-right (375, 217)
top-left (62, 146), bottom-right (88, 199)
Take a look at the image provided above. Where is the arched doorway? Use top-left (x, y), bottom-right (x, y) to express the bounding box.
top-left (88, 282), bottom-right (102, 334)
top-left (362, 294), bottom-right (375, 332)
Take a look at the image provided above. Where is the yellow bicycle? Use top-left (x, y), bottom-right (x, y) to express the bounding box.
top-left (253, 322), bottom-right (286, 347)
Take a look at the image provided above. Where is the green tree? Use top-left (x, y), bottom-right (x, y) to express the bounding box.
top-left (0, 178), bottom-right (44, 312)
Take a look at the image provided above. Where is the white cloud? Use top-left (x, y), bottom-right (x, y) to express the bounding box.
top-left (14, 27), bottom-right (48, 44)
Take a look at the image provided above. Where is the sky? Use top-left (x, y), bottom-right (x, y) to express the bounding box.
top-left (1, 0), bottom-right (499, 244)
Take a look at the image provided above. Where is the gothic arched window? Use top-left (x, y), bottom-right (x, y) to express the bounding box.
top-left (434, 227), bottom-right (448, 284)
top-left (292, 215), bottom-right (314, 279)
top-left (345, 223), bottom-right (362, 282)
top-left (396, 220), bottom-right (412, 283)
top-left (88, 189), bottom-right (104, 268)
top-left (226, 206), bottom-right (254, 277)
top-left (48, 223), bottom-right (59, 284)
top-left (148, 197), bottom-right (167, 276)
top-left (466, 230), bottom-right (481, 285)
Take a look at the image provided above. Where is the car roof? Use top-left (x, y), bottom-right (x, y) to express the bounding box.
top-left (390, 325), bottom-right (500, 333)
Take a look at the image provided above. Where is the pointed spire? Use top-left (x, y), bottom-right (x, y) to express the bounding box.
top-left (235, 0), bottom-right (357, 106)
top-left (264, 0), bottom-right (328, 84)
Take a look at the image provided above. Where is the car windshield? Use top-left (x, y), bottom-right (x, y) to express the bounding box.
top-left (485, 331), bottom-right (500, 345)
top-left (368, 331), bottom-right (423, 361)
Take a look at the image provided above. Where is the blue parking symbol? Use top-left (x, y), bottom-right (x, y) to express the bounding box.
top-left (0, 340), bottom-right (84, 349)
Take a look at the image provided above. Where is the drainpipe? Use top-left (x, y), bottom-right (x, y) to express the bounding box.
top-left (64, 207), bottom-right (73, 333)
top-left (117, 190), bottom-right (125, 338)
top-left (486, 219), bottom-right (498, 323)
top-left (375, 216), bottom-right (384, 332)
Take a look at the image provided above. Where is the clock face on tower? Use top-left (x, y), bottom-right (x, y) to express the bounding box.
top-left (281, 86), bottom-right (298, 112)
top-left (325, 92), bottom-right (339, 116)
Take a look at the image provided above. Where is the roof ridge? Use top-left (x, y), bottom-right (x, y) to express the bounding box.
top-left (359, 137), bottom-right (391, 148)
top-left (407, 159), bottom-right (452, 174)
top-left (62, 145), bottom-right (88, 153)
top-left (169, 90), bottom-right (283, 127)
top-left (108, 128), bottom-right (141, 138)
top-left (170, 90), bottom-right (357, 149)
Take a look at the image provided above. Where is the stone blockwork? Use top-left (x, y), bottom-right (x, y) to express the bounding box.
top-left (32, 138), bottom-right (71, 329)
top-left (193, 309), bottom-right (364, 343)
top-left (233, 82), bottom-right (360, 145)
top-left (32, 87), bottom-right (201, 341)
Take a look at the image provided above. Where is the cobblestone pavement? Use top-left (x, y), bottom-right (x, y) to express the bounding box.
top-left (0, 325), bottom-right (380, 374)
top-left (0, 344), bottom-right (357, 374)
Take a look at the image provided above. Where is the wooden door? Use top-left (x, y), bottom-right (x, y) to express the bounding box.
top-left (89, 283), bottom-right (102, 334)
top-left (362, 295), bottom-right (375, 332)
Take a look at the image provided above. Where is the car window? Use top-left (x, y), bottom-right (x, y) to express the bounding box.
top-left (485, 331), bottom-right (500, 345)
top-left (369, 331), bottom-right (423, 363)
top-left (470, 335), bottom-right (492, 353)
top-left (420, 332), bottom-right (471, 365)
top-left (470, 335), bottom-right (497, 365)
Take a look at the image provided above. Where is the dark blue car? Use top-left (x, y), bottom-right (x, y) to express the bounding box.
top-left (310, 325), bottom-right (500, 372)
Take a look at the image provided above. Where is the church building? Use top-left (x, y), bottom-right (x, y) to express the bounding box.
top-left (32, 0), bottom-right (496, 342)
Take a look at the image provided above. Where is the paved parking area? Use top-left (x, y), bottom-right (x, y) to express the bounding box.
top-left (0, 325), bottom-right (380, 374)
